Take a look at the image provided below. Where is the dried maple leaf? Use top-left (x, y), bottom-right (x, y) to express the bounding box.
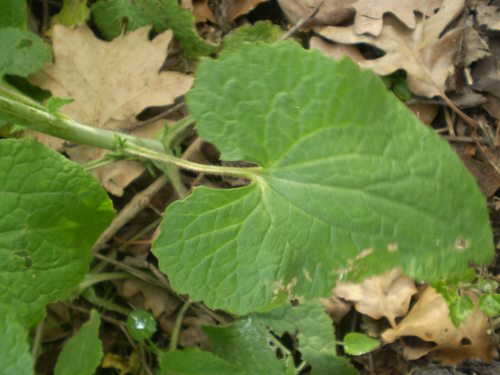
top-left (381, 287), bottom-right (497, 365)
top-left (29, 25), bottom-right (193, 195)
top-left (334, 268), bottom-right (417, 327)
top-left (315, 0), bottom-right (466, 98)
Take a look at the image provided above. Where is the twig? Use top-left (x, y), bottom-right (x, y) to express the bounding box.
top-left (278, 0), bottom-right (325, 41)
top-left (93, 253), bottom-right (164, 289)
top-left (444, 108), bottom-right (455, 136)
top-left (92, 176), bottom-right (169, 252)
top-left (476, 142), bottom-right (500, 176)
top-left (32, 320), bottom-right (44, 364)
top-left (439, 92), bottom-right (479, 128)
top-left (442, 135), bottom-right (487, 144)
top-left (122, 101), bottom-right (186, 133)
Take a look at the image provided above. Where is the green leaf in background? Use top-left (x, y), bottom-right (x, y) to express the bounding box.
top-left (153, 42), bottom-right (493, 315)
top-left (449, 295), bottom-right (475, 327)
top-left (158, 348), bottom-right (243, 375)
top-left (257, 301), bottom-right (356, 375)
top-left (479, 294), bottom-right (500, 317)
top-left (91, 0), bottom-right (215, 58)
top-left (51, 0), bottom-right (90, 29)
top-left (0, 0), bottom-right (27, 29)
top-left (434, 282), bottom-right (476, 327)
top-left (54, 310), bottom-right (103, 375)
top-left (126, 309), bottom-right (157, 342)
top-left (221, 21), bottom-right (283, 53)
top-left (203, 317), bottom-right (291, 374)
top-left (0, 27), bottom-right (51, 78)
top-left (343, 333), bottom-right (380, 356)
top-left (382, 71), bottom-right (412, 101)
top-left (46, 97), bottom-right (74, 114)
top-left (0, 304), bottom-right (32, 375)
top-left (0, 139), bottom-right (115, 325)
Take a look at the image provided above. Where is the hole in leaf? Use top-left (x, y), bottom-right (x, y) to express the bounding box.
top-left (13, 250), bottom-right (33, 268)
top-left (460, 337), bottom-right (471, 345)
top-left (17, 39), bottom-right (32, 49)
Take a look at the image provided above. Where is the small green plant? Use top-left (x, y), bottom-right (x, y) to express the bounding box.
top-left (0, 8), bottom-right (495, 374)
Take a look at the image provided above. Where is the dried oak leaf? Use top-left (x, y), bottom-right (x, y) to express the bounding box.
top-left (351, 0), bottom-right (442, 36)
top-left (29, 25), bottom-right (193, 195)
top-left (381, 287), bottom-right (497, 365)
top-left (316, 0), bottom-right (466, 98)
top-left (334, 268), bottom-right (417, 328)
top-left (277, 0), bottom-right (441, 35)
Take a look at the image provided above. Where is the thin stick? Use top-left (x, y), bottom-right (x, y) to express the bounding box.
top-left (278, 0), bottom-right (325, 41)
top-left (92, 176), bottom-right (168, 251)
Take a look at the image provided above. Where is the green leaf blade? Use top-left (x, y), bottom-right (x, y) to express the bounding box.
top-left (91, 0), bottom-right (215, 58)
top-left (0, 139), bottom-right (115, 325)
top-left (0, 305), bottom-right (32, 375)
top-left (54, 310), bottom-right (103, 375)
top-left (0, 27), bottom-right (51, 78)
top-left (343, 333), bottom-right (380, 356)
top-left (158, 348), bottom-right (243, 375)
top-left (257, 301), bottom-right (357, 374)
top-left (0, 0), bottom-right (27, 29)
top-left (203, 317), bottom-right (290, 374)
top-left (154, 42), bottom-right (493, 314)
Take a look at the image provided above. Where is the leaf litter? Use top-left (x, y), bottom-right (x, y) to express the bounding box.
top-left (8, 0), bottom-right (500, 374)
top-left (29, 24), bottom-right (192, 195)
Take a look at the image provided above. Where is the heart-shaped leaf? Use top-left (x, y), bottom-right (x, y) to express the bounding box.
top-left (153, 42), bottom-right (493, 314)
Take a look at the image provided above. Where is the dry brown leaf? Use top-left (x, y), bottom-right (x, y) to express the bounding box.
top-left (191, 0), bottom-right (267, 23)
top-left (472, 37), bottom-right (500, 99)
top-left (334, 268), bottom-right (417, 327)
top-left (476, 3), bottom-right (500, 31)
top-left (321, 295), bottom-right (351, 324)
top-left (351, 0), bottom-right (442, 36)
top-left (382, 287), bottom-right (497, 365)
top-left (29, 25), bottom-right (193, 195)
top-left (316, 0), bottom-right (466, 98)
top-left (310, 36), bottom-right (364, 63)
top-left (120, 278), bottom-right (181, 318)
top-left (278, 0), bottom-right (441, 35)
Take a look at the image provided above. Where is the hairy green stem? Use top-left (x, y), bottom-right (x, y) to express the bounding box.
top-left (124, 142), bottom-right (261, 179)
top-left (0, 87), bottom-right (262, 179)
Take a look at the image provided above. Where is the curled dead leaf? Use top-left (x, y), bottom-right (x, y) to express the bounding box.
top-left (120, 278), bottom-right (180, 318)
top-left (334, 268), bottom-right (417, 328)
top-left (381, 287), bottom-right (498, 365)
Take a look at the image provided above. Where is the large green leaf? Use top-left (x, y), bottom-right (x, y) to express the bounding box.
top-left (203, 317), bottom-right (292, 374)
top-left (54, 310), bottom-right (103, 375)
top-left (91, 0), bottom-right (215, 58)
top-left (0, 0), bottom-right (27, 29)
top-left (0, 139), bottom-right (114, 325)
top-left (257, 301), bottom-right (356, 374)
top-left (158, 348), bottom-right (243, 375)
top-left (0, 304), bottom-right (32, 374)
top-left (0, 27), bottom-right (51, 78)
top-left (153, 42), bottom-right (493, 314)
